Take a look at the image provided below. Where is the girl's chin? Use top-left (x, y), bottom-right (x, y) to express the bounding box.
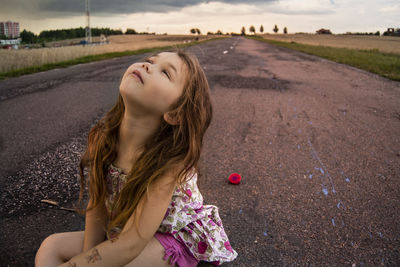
top-left (120, 84), bottom-right (140, 94)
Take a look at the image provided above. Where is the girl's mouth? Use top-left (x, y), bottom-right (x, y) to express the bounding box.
top-left (131, 70), bottom-right (143, 84)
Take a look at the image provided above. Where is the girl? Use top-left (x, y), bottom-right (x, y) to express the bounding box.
top-left (35, 49), bottom-right (238, 267)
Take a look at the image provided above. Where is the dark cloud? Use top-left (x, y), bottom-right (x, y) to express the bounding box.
top-left (1, 0), bottom-right (277, 19)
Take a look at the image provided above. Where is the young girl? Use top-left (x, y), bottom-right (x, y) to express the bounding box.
top-left (35, 49), bottom-right (238, 267)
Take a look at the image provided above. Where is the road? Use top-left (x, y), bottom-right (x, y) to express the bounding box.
top-left (0, 36), bottom-right (399, 266)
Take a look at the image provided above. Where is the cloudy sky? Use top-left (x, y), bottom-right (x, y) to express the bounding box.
top-left (1, 0), bottom-right (398, 35)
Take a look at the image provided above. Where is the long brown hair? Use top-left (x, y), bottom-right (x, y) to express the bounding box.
top-left (75, 48), bottom-right (213, 238)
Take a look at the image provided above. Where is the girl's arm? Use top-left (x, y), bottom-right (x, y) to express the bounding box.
top-left (58, 171), bottom-right (178, 267)
top-left (82, 198), bottom-right (107, 252)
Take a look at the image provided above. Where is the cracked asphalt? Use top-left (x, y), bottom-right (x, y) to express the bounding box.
top-left (1, 36), bottom-right (400, 266)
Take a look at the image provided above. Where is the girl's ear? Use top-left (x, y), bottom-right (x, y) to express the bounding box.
top-left (163, 112), bottom-right (180, 125)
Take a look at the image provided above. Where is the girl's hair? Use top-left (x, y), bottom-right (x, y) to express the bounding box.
top-left (74, 48), bottom-right (213, 238)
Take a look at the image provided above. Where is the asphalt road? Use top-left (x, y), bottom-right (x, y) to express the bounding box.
top-left (1, 36), bottom-right (399, 266)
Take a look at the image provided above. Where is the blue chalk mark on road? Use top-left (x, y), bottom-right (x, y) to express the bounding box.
top-left (298, 144), bottom-right (300, 149)
top-left (309, 174), bottom-right (313, 179)
top-left (263, 226), bottom-right (268, 236)
top-left (322, 188), bottom-right (329, 195)
top-left (315, 167), bottom-right (325, 175)
top-left (340, 170), bottom-right (351, 182)
top-left (308, 121), bottom-right (313, 125)
top-left (308, 139), bottom-right (337, 195)
top-left (331, 218), bottom-right (335, 226)
top-left (239, 208), bottom-right (242, 215)
top-left (337, 201), bottom-right (345, 209)
top-left (378, 232), bottom-right (383, 238)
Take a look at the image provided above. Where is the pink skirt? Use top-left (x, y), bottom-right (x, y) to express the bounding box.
top-left (154, 231), bottom-right (199, 267)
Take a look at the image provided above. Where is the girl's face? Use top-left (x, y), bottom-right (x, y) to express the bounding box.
top-left (119, 52), bottom-right (187, 117)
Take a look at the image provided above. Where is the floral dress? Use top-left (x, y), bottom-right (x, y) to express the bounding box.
top-left (105, 163), bottom-right (238, 265)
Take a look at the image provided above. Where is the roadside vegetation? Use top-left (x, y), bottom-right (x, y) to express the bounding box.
top-left (248, 35), bottom-right (400, 81)
top-left (0, 36), bottom-right (227, 80)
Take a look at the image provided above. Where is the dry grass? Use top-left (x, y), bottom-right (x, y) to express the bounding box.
top-left (260, 33), bottom-right (400, 54)
top-left (0, 34), bottom-right (212, 73)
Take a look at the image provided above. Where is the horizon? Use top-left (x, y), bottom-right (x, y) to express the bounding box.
top-left (1, 0), bottom-right (398, 36)
top-left (3, 24), bottom-right (393, 37)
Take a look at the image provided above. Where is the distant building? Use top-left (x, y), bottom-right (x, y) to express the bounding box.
top-left (0, 38), bottom-right (21, 49)
top-left (316, 28), bottom-right (332, 34)
top-left (383, 28), bottom-right (400, 37)
top-left (0, 21), bottom-right (20, 38)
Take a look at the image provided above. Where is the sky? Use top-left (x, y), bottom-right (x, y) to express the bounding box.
top-left (0, 0), bottom-right (398, 35)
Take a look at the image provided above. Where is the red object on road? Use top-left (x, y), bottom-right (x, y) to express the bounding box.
top-left (228, 173), bottom-right (241, 184)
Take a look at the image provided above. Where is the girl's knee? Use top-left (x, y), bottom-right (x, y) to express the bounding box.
top-left (37, 233), bottom-right (62, 258)
top-left (37, 231), bottom-right (85, 264)
top-left (40, 233), bottom-right (61, 249)
top-left (35, 233), bottom-right (61, 266)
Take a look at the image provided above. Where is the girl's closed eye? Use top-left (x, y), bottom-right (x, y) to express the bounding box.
top-left (145, 58), bottom-right (170, 79)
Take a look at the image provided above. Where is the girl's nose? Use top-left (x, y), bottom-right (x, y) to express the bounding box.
top-left (142, 62), bottom-right (149, 72)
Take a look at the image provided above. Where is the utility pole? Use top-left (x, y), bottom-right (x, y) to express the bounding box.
top-left (85, 0), bottom-right (92, 43)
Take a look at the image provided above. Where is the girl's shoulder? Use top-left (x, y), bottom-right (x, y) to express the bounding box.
top-left (175, 167), bottom-right (197, 188)
top-left (173, 168), bottom-right (203, 205)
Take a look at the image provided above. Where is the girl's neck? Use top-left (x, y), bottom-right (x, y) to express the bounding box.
top-left (116, 110), bottom-right (160, 168)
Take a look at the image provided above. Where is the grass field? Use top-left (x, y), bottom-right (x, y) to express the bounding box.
top-left (260, 33), bottom-right (400, 54)
top-left (249, 35), bottom-right (400, 81)
top-left (0, 34), bottom-right (214, 75)
top-left (0, 35), bottom-right (223, 80)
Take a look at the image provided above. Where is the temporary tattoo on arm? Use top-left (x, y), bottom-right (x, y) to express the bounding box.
top-left (67, 262), bottom-right (77, 267)
top-left (85, 248), bottom-right (102, 263)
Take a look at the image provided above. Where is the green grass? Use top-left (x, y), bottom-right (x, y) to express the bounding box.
top-left (247, 35), bottom-right (400, 81)
top-left (0, 36), bottom-right (229, 80)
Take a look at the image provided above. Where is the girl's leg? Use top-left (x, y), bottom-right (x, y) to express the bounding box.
top-left (35, 231), bottom-right (84, 267)
top-left (124, 236), bottom-right (177, 267)
top-left (36, 231), bottom-right (176, 267)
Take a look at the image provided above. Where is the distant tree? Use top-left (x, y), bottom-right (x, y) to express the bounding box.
top-left (273, 25), bottom-right (279, 33)
top-left (260, 25), bottom-right (264, 33)
top-left (207, 31), bottom-right (214, 35)
top-left (195, 28), bottom-right (201, 34)
top-left (190, 28), bottom-right (196, 34)
top-left (283, 27), bottom-right (288, 34)
top-left (216, 30), bottom-right (223, 35)
top-left (249, 25), bottom-right (256, 34)
top-left (20, 29), bottom-right (37, 43)
top-left (125, 28), bottom-right (137, 34)
top-left (375, 30), bottom-right (380, 36)
top-left (36, 27), bottom-right (122, 42)
top-left (316, 28), bottom-right (332, 34)
top-left (241, 26), bottom-right (246, 35)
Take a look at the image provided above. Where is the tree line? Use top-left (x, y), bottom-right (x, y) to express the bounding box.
top-left (191, 25), bottom-right (288, 36)
top-left (240, 25), bottom-right (288, 35)
top-left (17, 27), bottom-right (128, 44)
